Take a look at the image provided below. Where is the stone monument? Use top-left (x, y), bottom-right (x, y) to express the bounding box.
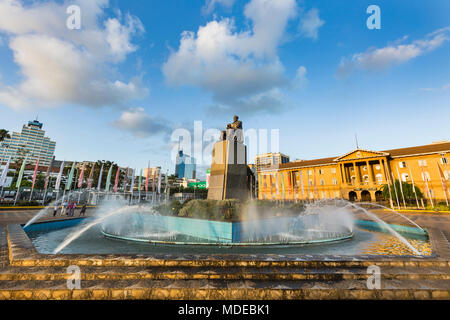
top-left (207, 116), bottom-right (249, 201)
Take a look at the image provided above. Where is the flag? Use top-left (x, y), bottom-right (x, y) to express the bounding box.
top-left (130, 169), bottom-right (135, 192)
top-left (138, 169), bottom-right (142, 191)
top-left (280, 172), bottom-right (285, 197)
top-left (152, 169), bottom-right (156, 193)
top-left (313, 169), bottom-right (318, 198)
top-left (145, 161), bottom-right (150, 192)
top-left (43, 160), bottom-right (52, 191)
top-left (87, 163), bottom-right (95, 189)
top-left (122, 167), bottom-right (129, 191)
top-left (157, 169), bottom-right (162, 194)
top-left (55, 161), bottom-right (65, 190)
top-left (436, 161), bottom-right (449, 206)
top-left (287, 171), bottom-right (293, 198)
top-left (113, 167), bottom-right (120, 193)
top-left (15, 155), bottom-right (28, 189)
top-left (274, 173), bottom-right (279, 195)
top-left (164, 170), bottom-right (169, 194)
top-left (31, 157), bottom-right (40, 191)
top-left (65, 162), bottom-right (76, 191)
top-left (0, 156), bottom-right (11, 187)
top-left (299, 170), bottom-right (305, 200)
top-left (77, 162), bottom-right (86, 189)
top-left (105, 165), bottom-right (113, 191)
top-left (97, 163), bottom-right (104, 190)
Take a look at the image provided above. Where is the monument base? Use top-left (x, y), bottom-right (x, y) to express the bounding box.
top-left (207, 140), bottom-right (248, 201)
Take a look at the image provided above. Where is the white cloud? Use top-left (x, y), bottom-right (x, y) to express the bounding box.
top-left (336, 27), bottom-right (450, 78)
top-left (298, 8), bottom-right (324, 40)
top-left (163, 0), bottom-right (298, 115)
top-left (294, 66), bottom-right (307, 88)
top-left (420, 83), bottom-right (450, 92)
top-left (202, 0), bottom-right (235, 15)
top-left (111, 108), bottom-right (172, 138)
top-left (0, 0), bottom-right (147, 110)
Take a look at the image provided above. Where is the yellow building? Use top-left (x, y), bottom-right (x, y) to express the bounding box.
top-left (257, 141), bottom-right (450, 205)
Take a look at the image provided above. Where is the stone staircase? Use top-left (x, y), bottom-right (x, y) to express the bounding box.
top-left (0, 226), bottom-right (449, 300)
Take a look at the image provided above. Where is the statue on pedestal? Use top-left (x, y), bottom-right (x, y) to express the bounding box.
top-left (221, 115), bottom-right (243, 142)
top-left (208, 115), bottom-right (249, 201)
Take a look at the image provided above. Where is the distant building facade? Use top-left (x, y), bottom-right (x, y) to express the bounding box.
top-left (175, 150), bottom-right (196, 179)
top-left (256, 142), bottom-right (450, 203)
top-left (255, 152), bottom-right (290, 172)
top-left (0, 119), bottom-right (56, 166)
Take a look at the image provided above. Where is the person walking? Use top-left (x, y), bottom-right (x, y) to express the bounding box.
top-left (61, 202), bottom-right (67, 216)
top-left (80, 203), bottom-right (87, 216)
top-left (53, 204), bottom-right (58, 217)
top-left (68, 202), bottom-right (74, 217)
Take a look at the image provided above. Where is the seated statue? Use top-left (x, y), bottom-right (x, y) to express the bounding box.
top-left (227, 115), bottom-right (243, 130)
top-left (225, 115), bottom-right (243, 142)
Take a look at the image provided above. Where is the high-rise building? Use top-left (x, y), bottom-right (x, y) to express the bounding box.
top-left (255, 152), bottom-right (290, 172)
top-left (0, 119), bottom-right (56, 167)
top-left (175, 150), bottom-right (196, 179)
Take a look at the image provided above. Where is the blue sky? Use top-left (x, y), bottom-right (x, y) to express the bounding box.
top-left (0, 0), bottom-right (449, 178)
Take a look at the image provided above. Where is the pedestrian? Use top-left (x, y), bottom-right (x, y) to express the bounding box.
top-left (53, 204), bottom-right (58, 217)
top-left (69, 202), bottom-right (75, 217)
top-left (61, 202), bottom-right (67, 216)
top-left (80, 203), bottom-right (87, 216)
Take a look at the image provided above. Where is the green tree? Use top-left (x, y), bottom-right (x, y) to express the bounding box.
top-left (0, 129), bottom-right (10, 142)
top-left (382, 180), bottom-right (424, 202)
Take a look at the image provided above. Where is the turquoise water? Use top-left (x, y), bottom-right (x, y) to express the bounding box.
top-left (26, 223), bottom-right (427, 256)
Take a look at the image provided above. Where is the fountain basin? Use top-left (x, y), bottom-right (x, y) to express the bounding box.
top-left (99, 214), bottom-right (354, 246)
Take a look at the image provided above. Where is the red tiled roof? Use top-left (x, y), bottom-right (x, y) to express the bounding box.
top-left (278, 142), bottom-right (450, 170)
top-left (382, 142), bottom-right (450, 157)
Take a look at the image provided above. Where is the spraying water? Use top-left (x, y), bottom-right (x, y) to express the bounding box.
top-left (342, 200), bottom-right (422, 255)
top-left (23, 190), bottom-right (78, 229)
top-left (53, 203), bottom-right (155, 254)
top-left (358, 202), bottom-right (424, 231)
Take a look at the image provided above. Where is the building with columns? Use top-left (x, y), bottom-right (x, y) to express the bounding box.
top-left (256, 141), bottom-right (450, 203)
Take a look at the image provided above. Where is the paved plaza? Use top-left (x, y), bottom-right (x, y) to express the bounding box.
top-left (0, 207), bottom-right (448, 300)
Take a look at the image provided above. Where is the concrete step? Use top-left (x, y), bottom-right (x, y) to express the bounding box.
top-left (0, 279), bottom-right (448, 300)
top-left (0, 266), bottom-right (449, 281)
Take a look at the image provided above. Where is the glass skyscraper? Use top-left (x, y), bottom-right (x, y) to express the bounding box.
top-left (0, 119), bottom-right (56, 166)
top-left (175, 150), bottom-right (196, 180)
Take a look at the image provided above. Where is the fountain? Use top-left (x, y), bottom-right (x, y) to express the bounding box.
top-left (23, 117), bottom-right (430, 257)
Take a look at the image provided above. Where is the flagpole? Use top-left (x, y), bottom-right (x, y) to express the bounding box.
top-left (390, 171), bottom-right (401, 210)
top-left (421, 166), bottom-right (434, 208)
top-left (396, 165), bottom-right (407, 209)
top-left (29, 157), bottom-right (40, 202)
top-left (382, 161), bottom-right (394, 210)
top-left (14, 155), bottom-right (28, 206)
top-left (407, 163), bottom-right (420, 209)
top-left (437, 161), bottom-right (449, 206)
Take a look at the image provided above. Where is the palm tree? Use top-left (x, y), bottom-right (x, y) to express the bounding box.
top-left (0, 129), bottom-right (11, 142)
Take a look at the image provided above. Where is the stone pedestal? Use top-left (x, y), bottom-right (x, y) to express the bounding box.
top-left (207, 140), bottom-right (248, 201)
